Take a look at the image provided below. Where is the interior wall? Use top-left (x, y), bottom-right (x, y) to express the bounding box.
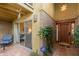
top-left (54, 3), bottom-right (78, 20)
top-left (0, 21), bottom-right (12, 40)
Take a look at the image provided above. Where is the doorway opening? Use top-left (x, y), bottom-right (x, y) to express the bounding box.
top-left (55, 20), bottom-right (75, 47)
top-left (14, 20), bottom-right (32, 49)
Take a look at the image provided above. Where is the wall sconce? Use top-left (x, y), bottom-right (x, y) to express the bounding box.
top-left (33, 14), bottom-right (38, 23)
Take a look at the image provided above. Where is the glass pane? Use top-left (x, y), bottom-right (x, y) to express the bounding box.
top-left (20, 22), bottom-right (24, 33)
top-left (25, 21), bottom-right (32, 49)
top-left (20, 22), bottom-right (25, 46)
top-left (27, 22), bottom-right (32, 34)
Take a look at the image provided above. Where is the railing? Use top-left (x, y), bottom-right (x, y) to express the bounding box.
top-left (24, 3), bottom-right (33, 10)
top-left (28, 3), bottom-right (33, 6)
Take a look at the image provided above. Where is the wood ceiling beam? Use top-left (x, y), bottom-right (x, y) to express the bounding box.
top-left (0, 8), bottom-right (17, 18)
top-left (0, 5), bottom-right (18, 15)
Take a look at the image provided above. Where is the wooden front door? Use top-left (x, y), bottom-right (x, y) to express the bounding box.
top-left (56, 22), bottom-right (74, 44)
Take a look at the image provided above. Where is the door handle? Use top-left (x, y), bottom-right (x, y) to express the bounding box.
top-left (68, 32), bottom-right (71, 35)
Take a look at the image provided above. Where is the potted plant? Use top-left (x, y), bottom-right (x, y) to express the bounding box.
top-left (74, 25), bottom-right (79, 47)
top-left (38, 26), bottom-right (53, 56)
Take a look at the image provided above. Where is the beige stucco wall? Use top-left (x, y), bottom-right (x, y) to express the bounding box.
top-left (32, 3), bottom-right (54, 54)
top-left (75, 4), bottom-right (79, 28)
top-left (32, 3), bottom-right (41, 53)
top-left (13, 3), bottom-right (54, 53)
top-left (0, 21), bottom-right (12, 40)
top-left (42, 3), bottom-right (54, 18)
top-left (54, 3), bottom-right (78, 20)
top-left (32, 3), bottom-right (54, 18)
top-left (32, 3), bottom-right (79, 54)
top-left (77, 4), bottom-right (79, 14)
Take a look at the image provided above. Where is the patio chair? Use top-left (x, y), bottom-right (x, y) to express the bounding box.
top-left (3, 34), bottom-right (12, 44)
top-left (0, 34), bottom-right (12, 50)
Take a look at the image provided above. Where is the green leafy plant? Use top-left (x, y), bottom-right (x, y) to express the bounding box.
top-left (74, 25), bottom-right (79, 47)
top-left (38, 26), bottom-right (53, 55)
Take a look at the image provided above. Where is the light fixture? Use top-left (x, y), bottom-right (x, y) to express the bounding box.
top-left (28, 27), bottom-right (32, 34)
top-left (33, 14), bottom-right (38, 23)
top-left (60, 4), bottom-right (67, 11)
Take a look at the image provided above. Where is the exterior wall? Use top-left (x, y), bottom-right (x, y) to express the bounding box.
top-left (54, 3), bottom-right (78, 20)
top-left (75, 4), bottom-right (79, 26)
top-left (32, 3), bottom-right (79, 54)
top-left (39, 10), bottom-right (56, 53)
top-left (75, 4), bottom-right (79, 28)
top-left (77, 4), bottom-right (79, 14)
top-left (32, 3), bottom-right (41, 53)
top-left (13, 3), bottom-right (55, 53)
top-left (40, 10), bottom-right (55, 27)
top-left (32, 3), bottom-right (54, 18)
top-left (42, 3), bottom-right (54, 18)
top-left (0, 21), bottom-right (12, 40)
top-left (32, 3), bottom-right (55, 54)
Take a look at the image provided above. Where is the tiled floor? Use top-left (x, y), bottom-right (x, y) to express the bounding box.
top-left (0, 43), bottom-right (79, 56)
top-left (53, 43), bottom-right (79, 56)
top-left (0, 44), bottom-right (32, 56)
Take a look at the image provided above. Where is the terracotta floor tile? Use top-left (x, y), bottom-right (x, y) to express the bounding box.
top-left (0, 44), bottom-right (32, 56)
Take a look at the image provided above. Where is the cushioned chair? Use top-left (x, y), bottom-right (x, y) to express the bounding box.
top-left (0, 34), bottom-right (12, 50)
top-left (3, 34), bottom-right (12, 44)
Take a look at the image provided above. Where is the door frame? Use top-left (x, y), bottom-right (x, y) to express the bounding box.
top-left (24, 20), bottom-right (32, 49)
top-left (55, 19), bottom-right (75, 44)
top-left (13, 19), bottom-right (32, 49)
top-left (13, 22), bottom-right (20, 43)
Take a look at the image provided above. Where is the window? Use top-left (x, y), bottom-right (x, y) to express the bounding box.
top-left (20, 22), bottom-right (24, 33)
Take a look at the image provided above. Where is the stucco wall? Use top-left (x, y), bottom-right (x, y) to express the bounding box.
top-left (32, 3), bottom-right (55, 54)
top-left (77, 4), bottom-right (79, 14)
top-left (0, 21), bottom-right (12, 40)
top-left (75, 4), bottom-right (79, 27)
top-left (40, 10), bottom-right (55, 27)
top-left (42, 3), bottom-right (54, 18)
top-left (33, 3), bottom-right (54, 18)
top-left (32, 3), bottom-right (41, 53)
top-left (39, 10), bottom-right (55, 52)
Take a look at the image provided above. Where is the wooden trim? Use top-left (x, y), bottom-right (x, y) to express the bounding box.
top-left (55, 15), bottom-right (79, 24)
top-left (24, 3), bottom-right (33, 10)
